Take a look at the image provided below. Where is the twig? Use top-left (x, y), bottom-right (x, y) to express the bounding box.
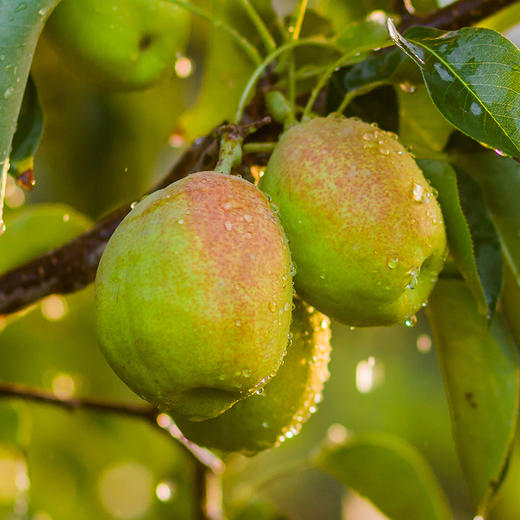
top-left (0, 134), bottom-right (219, 316)
top-left (399, 0), bottom-right (518, 31)
top-left (0, 0), bottom-right (514, 317)
top-left (0, 380), bottom-right (224, 473)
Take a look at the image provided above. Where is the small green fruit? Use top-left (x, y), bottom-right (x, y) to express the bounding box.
top-left (95, 172), bottom-right (293, 421)
top-left (46, 0), bottom-right (190, 90)
top-left (259, 116), bottom-right (447, 326)
top-left (175, 298), bottom-right (331, 454)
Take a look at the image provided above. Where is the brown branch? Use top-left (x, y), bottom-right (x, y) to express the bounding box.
top-left (0, 380), bottom-right (224, 474)
top-left (399, 0), bottom-right (518, 31)
top-left (0, 0), bottom-right (516, 316)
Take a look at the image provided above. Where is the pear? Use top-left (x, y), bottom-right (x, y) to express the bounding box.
top-left (95, 172), bottom-right (293, 421)
top-left (45, 0), bottom-right (190, 90)
top-left (259, 116), bottom-right (447, 326)
top-left (176, 298), bottom-right (331, 454)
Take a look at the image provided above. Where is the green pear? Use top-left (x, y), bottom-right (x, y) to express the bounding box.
top-left (175, 298), bottom-right (331, 454)
top-left (95, 172), bottom-right (294, 421)
top-left (45, 0), bottom-right (190, 90)
top-left (259, 116), bottom-right (447, 326)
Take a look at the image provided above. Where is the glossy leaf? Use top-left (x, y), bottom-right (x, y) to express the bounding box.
top-left (314, 432), bottom-right (452, 520)
top-left (427, 279), bottom-right (519, 514)
top-left (0, 1), bottom-right (60, 177)
top-left (0, 204), bottom-right (92, 275)
top-left (388, 24), bottom-right (520, 160)
top-left (418, 159), bottom-right (488, 314)
top-left (455, 169), bottom-right (503, 316)
top-left (398, 85), bottom-right (453, 156)
top-left (455, 151), bottom-right (520, 287)
top-left (8, 76), bottom-right (43, 181)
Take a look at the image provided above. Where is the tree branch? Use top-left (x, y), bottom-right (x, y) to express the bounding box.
top-left (0, 380), bottom-right (224, 474)
top-left (399, 0), bottom-right (518, 31)
top-left (0, 0), bottom-right (515, 316)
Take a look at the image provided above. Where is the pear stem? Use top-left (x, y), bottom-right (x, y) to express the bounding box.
top-left (233, 38), bottom-right (344, 124)
top-left (336, 80), bottom-right (390, 114)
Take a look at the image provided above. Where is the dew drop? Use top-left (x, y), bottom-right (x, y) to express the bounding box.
top-left (224, 221), bottom-right (232, 231)
top-left (399, 81), bottom-right (416, 94)
top-left (405, 315), bottom-right (418, 328)
top-left (3, 87), bottom-right (13, 99)
top-left (222, 202), bottom-right (232, 210)
top-left (244, 214), bottom-right (252, 222)
top-left (178, 218), bottom-right (184, 224)
top-left (235, 319), bottom-right (242, 327)
top-left (386, 256), bottom-right (399, 269)
top-left (411, 182), bottom-right (425, 202)
top-left (268, 302), bottom-right (277, 312)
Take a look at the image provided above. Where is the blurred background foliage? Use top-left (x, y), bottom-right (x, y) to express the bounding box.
top-left (1, 0), bottom-right (520, 519)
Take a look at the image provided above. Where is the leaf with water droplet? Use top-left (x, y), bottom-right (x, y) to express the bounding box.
top-left (427, 279), bottom-right (519, 515)
top-left (419, 159), bottom-right (493, 317)
top-left (314, 431), bottom-right (451, 520)
top-left (388, 23), bottom-right (520, 160)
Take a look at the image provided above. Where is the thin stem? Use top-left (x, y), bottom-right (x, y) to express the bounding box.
top-left (0, 380), bottom-right (224, 473)
top-left (234, 38), bottom-right (343, 123)
top-left (243, 142), bottom-right (276, 154)
top-left (291, 0), bottom-right (308, 40)
top-left (195, 463), bottom-right (224, 520)
top-left (302, 53), bottom-right (357, 119)
top-left (336, 80), bottom-right (389, 114)
top-left (168, 0), bottom-right (262, 66)
top-left (240, 0), bottom-right (276, 53)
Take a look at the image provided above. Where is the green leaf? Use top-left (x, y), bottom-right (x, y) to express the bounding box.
top-left (0, 204), bottom-right (92, 275)
top-left (334, 13), bottom-right (391, 55)
top-left (0, 1), bottom-right (60, 176)
top-left (455, 169), bottom-right (503, 316)
top-left (8, 76), bottom-right (43, 182)
top-left (314, 432), bottom-right (452, 520)
top-left (398, 85), bottom-right (453, 156)
top-left (418, 159), bottom-right (488, 315)
top-left (455, 151), bottom-right (520, 287)
top-left (388, 24), bottom-right (520, 160)
top-left (426, 279), bottom-right (519, 514)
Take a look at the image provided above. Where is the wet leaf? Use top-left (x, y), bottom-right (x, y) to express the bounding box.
top-left (455, 151), bottom-right (520, 287)
top-left (419, 159), bottom-right (488, 315)
top-left (0, 0), bottom-right (60, 178)
top-left (427, 279), bottom-right (519, 514)
top-left (388, 24), bottom-right (520, 160)
top-left (314, 431), bottom-right (452, 520)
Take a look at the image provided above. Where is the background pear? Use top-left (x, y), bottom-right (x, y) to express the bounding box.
top-left (45, 0), bottom-right (190, 90)
top-left (175, 298), bottom-right (331, 454)
top-left (95, 172), bottom-right (293, 421)
top-left (259, 116), bottom-right (447, 327)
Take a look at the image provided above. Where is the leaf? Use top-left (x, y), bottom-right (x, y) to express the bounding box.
top-left (334, 13), bottom-right (391, 55)
top-left (426, 279), bottom-right (519, 514)
top-left (398, 85), bottom-right (453, 156)
top-left (0, 204), bottom-right (92, 275)
top-left (418, 159), bottom-right (488, 315)
top-left (8, 76), bottom-right (43, 183)
top-left (455, 151), bottom-right (520, 287)
top-left (314, 432), bottom-right (452, 520)
top-left (0, 1), bottom-right (61, 175)
top-left (388, 23), bottom-right (520, 160)
top-left (455, 168), bottom-right (503, 316)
